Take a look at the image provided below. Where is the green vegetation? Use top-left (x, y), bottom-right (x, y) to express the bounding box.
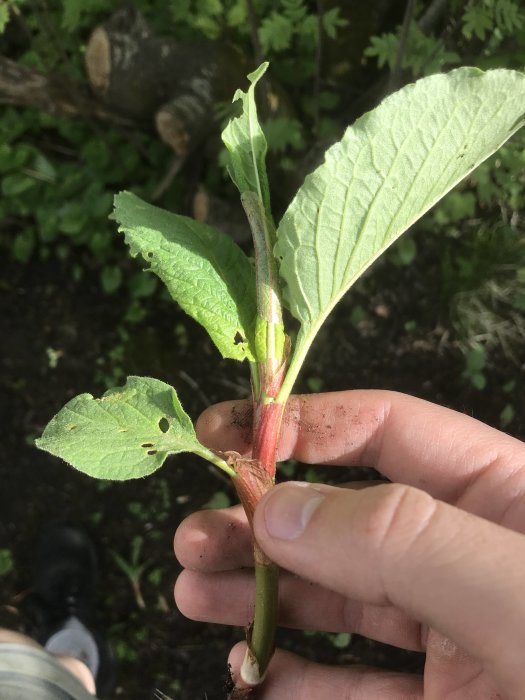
top-left (2, 2), bottom-right (525, 694)
top-left (2, 1), bottom-right (525, 372)
top-left (0, 549), bottom-right (14, 577)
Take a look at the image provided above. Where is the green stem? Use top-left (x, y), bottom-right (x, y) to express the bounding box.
top-left (196, 447), bottom-right (237, 478)
top-left (241, 191), bottom-right (285, 399)
top-left (245, 554), bottom-right (279, 683)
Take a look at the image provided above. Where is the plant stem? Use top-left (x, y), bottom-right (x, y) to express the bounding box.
top-left (241, 191), bottom-right (286, 402)
top-left (230, 190), bottom-right (287, 692)
top-left (241, 545), bottom-right (279, 686)
top-left (197, 447), bottom-right (237, 478)
top-left (232, 400), bottom-right (285, 690)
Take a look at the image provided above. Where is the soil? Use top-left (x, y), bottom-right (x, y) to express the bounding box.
top-left (1, 249), bottom-right (524, 699)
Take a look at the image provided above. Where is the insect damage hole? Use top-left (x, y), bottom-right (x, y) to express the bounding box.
top-left (141, 442), bottom-right (154, 448)
top-left (147, 449), bottom-right (158, 456)
top-left (158, 417), bottom-right (169, 433)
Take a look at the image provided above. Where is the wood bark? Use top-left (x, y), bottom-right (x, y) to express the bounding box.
top-left (85, 6), bottom-right (249, 155)
top-left (0, 55), bottom-right (135, 128)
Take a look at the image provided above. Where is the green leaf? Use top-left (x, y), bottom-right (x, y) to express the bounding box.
top-left (466, 344), bottom-right (486, 373)
top-left (331, 632), bottom-right (351, 649)
top-left (263, 117), bottom-right (305, 153)
top-left (36, 376), bottom-right (220, 480)
top-left (12, 229), bottom-right (35, 263)
top-left (494, 0), bottom-right (523, 34)
top-left (470, 372), bottom-right (487, 391)
top-left (100, 265), bottom-right (123, 294)
top-left (2, 173), bottom-right (36, 197)
top-left (259, 13), bottom-right (293, 53)
top-left (221, 63), bottom-right (271, 214)
top-left (0, 5), bottom-right (10, 35)
top-left (462, 6), bottom-right (494, 40)
top-left (0, 549), bottom-right (14, 577)
top-left (276, 68), bottom-right (525, 395)
top-left (322, 8), bottom-right (349, 40)
top-left (61, 0), bottom-right (110, 31)
top-left (227, 0), bottom-right (247, 27)
top-left (391, 237), bottom-right (417, 267)
top-left (364, 33), bottom-right (398, 70)
top-left (500, 402), bottom-right (515, 427)
top-left (113, 191), bottom-right (257, 362)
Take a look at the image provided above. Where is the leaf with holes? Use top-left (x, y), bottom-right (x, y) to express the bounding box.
top-left (114, 192), bottom-right (257, 362)
top-left (36, 376), bottom-right (226, 480)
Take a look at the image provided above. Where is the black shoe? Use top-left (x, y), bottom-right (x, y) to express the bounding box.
top-left (30, 525), bottom-right (116, 698)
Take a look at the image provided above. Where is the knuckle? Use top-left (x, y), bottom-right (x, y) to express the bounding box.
top-left (361, 483), bottom-right (437, 556)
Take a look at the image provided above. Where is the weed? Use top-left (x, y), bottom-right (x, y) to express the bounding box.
top-left (37, 64), bottom-right (525, 693)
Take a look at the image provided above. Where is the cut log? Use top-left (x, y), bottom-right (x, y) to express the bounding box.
top-left (0, 55), bottom-right (135, 127)
top-left (85, 6), bottom-right (249, 155)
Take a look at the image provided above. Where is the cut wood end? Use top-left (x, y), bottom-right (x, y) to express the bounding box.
top-left (193, 186), bottom-right (210, 223)
top-left (155, 108), bottom-right (190, 156)
top-left (85, 27), bottom-right (111, 96)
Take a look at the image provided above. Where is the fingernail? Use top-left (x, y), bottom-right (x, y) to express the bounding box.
top-left (263, 483), bottom-right (325, 540)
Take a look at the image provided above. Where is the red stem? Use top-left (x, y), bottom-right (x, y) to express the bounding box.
top-left (232, 401), bottom-right (285, 525)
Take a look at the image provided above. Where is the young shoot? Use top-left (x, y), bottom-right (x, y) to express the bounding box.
top-left (37, 63), bottom-right (525, 697)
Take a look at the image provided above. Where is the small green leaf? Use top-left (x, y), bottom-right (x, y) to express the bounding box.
top-left (259, 13), bottom-right (293, 53)
top-left (391, 237), bottom-right (417, 267)
top-left (263, 117), bottom-right (305, 154)
top-left (12, 229), bottom-right (35, 263)
top-left (0, 5), bottom-right (9, 34)
top-left (306, 376), bottom-right (323, 392)
top-left (101, 265), bottom-right (123, 294)
top-left (331, 632), bottom-right (351, 649)
top-left (2, 173), bottom-right (36, 197)
top-left (0, 549), bottom-right (14, 577)
top-left (36, 376), bottom-right (215, 480)
top-left (322, 8), bottom-right (348, 40)
top-left (114, 192), bottom-right (257, 362)
top-left (221, 63), bottom-right (271, 214)
top-left (276, 68), bottom-right (525, 395)
top-left (466, 345), bottom-right (486, 373)
top-left (364, 33), bottom-right (398, 70)
top-left (470, 372), bottom-right (487, 391)
top-left (462, 6), bottom-right (493, 40)
top-left (500, 403), bottom-right (515, 427)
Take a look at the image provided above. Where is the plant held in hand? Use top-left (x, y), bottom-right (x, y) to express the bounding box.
top-left (37, 63), bottom-right (525, 697)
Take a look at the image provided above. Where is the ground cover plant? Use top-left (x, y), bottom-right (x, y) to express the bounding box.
top-left (36, 63), bottom-right (525, 697)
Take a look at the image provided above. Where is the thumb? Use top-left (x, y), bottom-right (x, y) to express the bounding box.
top-left (253, 481), bottom-right (525, 697)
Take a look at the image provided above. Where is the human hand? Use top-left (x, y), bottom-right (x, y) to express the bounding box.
top-left (174, 390), bottom-right (525, 699)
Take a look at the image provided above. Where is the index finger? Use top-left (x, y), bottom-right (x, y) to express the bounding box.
top-left (196, 390), bottom-right (525, 502)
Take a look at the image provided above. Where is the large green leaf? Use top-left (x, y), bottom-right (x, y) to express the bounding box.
top-left (36, 376), bottom-right (222, 480)
top-left (222, 62), bottom-right (271, 213)
top-left (276, 67), bottom-right (525, 389)
top-left (114, 192), bottom-right (256, 361)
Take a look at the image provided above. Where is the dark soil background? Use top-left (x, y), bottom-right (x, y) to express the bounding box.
top-left (1, 243), bottom-right (524, 699)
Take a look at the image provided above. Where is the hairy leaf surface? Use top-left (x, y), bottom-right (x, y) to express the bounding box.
top-left (222, 62), bottom-right (271, 213)
top-left (276, 68), bottom-right (525, 381)
top-left (36, 376), bottom-right (209, 480)
top-left (114, 192), bottom-right (256, 361)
